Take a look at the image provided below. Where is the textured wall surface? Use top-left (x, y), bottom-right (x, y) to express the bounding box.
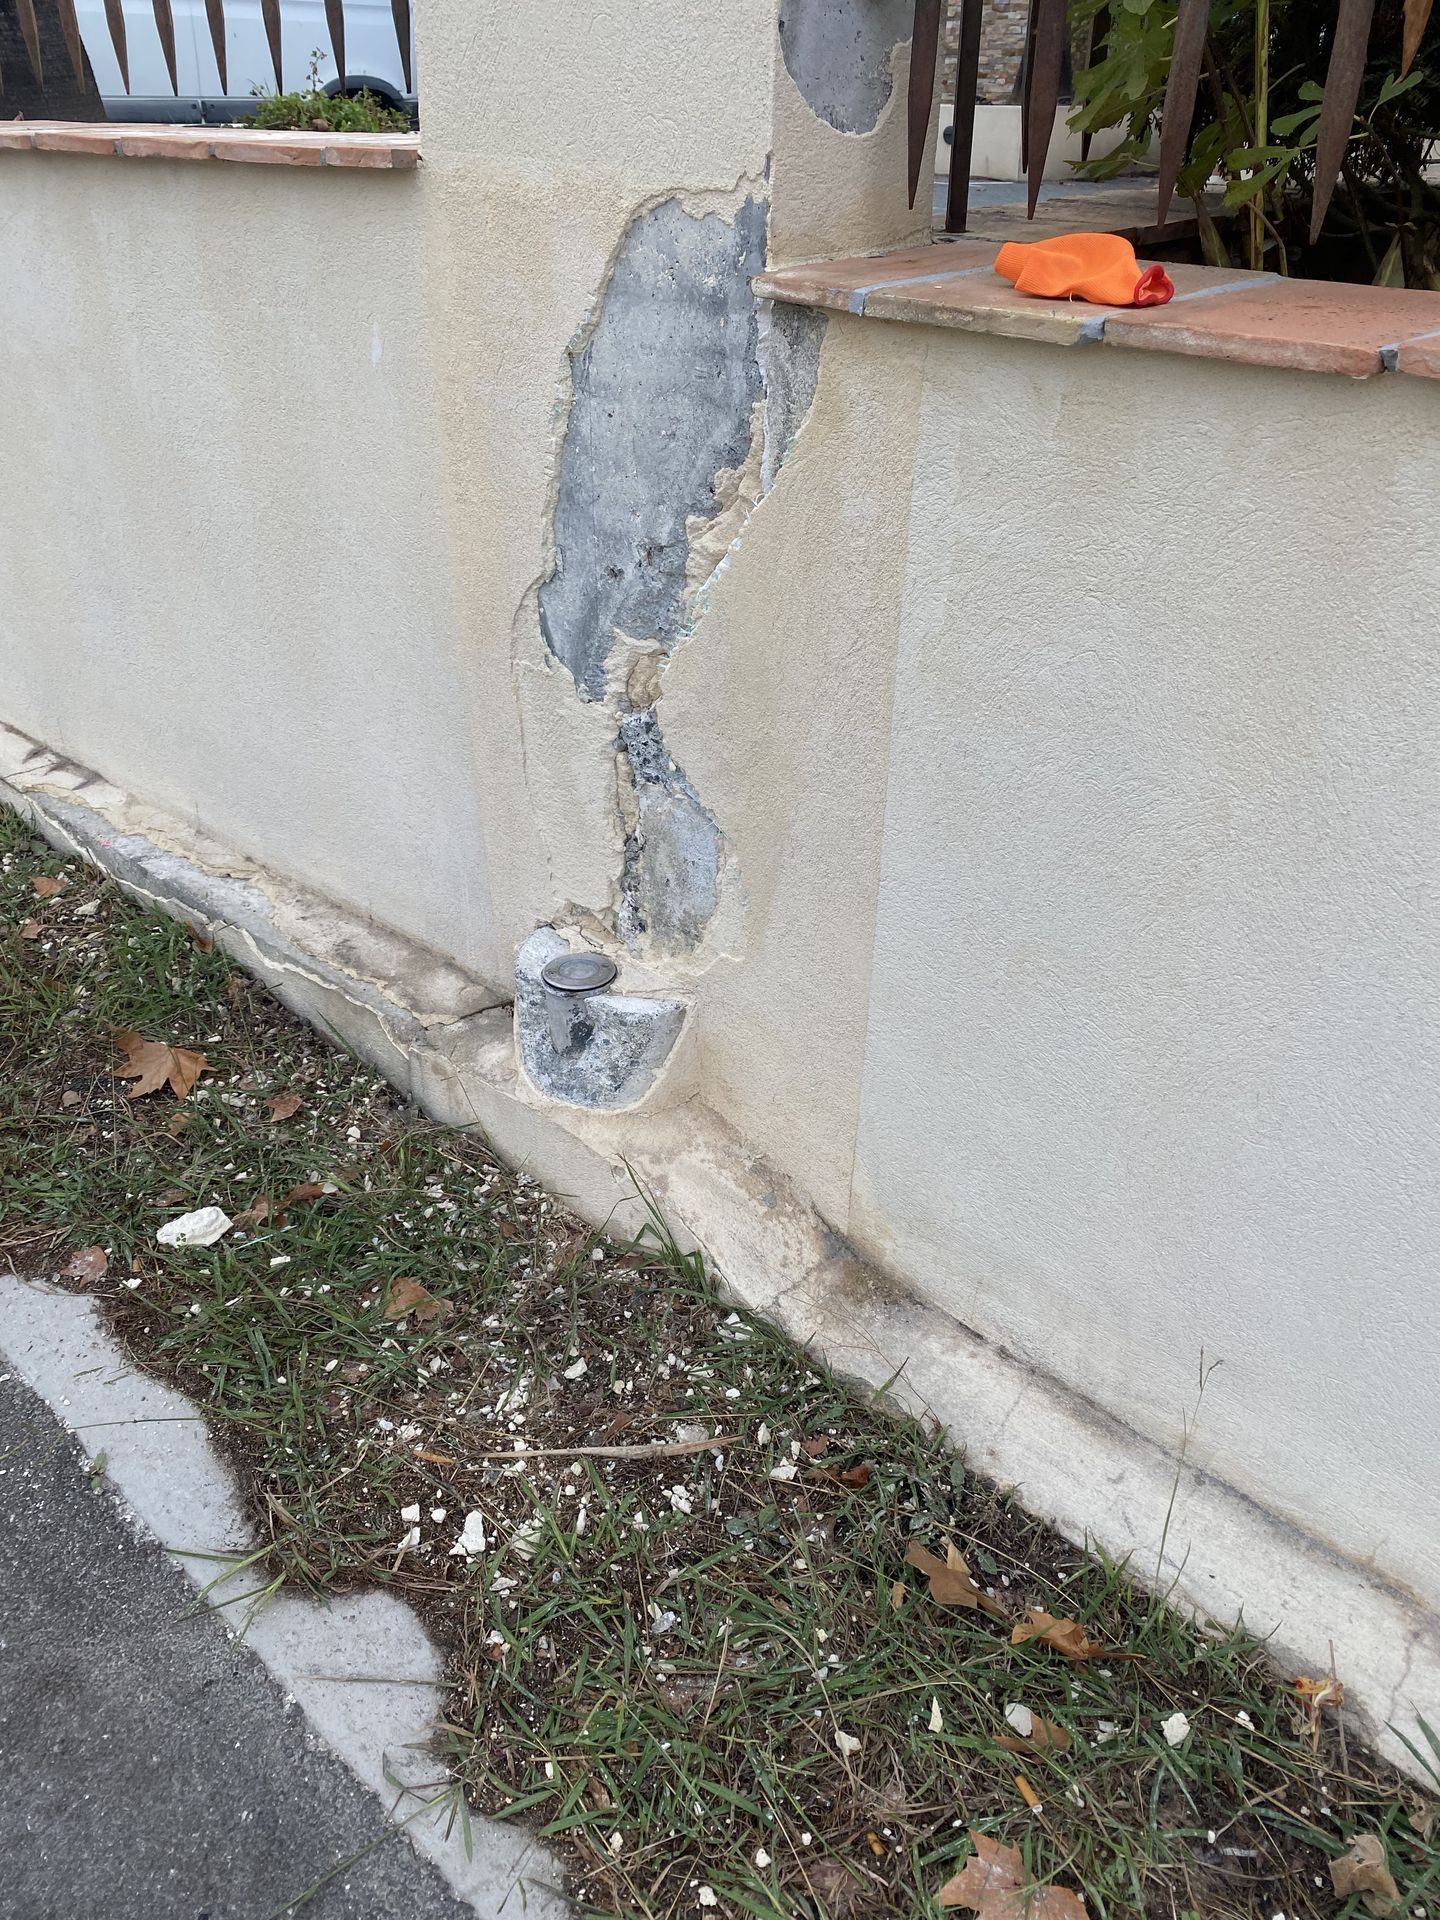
top-left (0, 162), bottom-right (498, 980)
top-left (850, 335), bottom-right (1440, 1608)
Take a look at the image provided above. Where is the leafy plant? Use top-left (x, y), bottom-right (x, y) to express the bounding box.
top-left (1068, 0), bottom-right (1440, 283)
top-left (249, 48), bottom-right (409, 134)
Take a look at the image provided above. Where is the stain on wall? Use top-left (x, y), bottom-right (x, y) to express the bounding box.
top-left (778, 0), bottom-right (912, 134)
top-left (539, 196), bottom-right (768, 702)
top-left (617, 710), bottom-right (722, 955)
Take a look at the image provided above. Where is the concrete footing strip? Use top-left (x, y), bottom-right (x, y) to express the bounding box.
top-left (3, 723), bottom-right (1437, 1786)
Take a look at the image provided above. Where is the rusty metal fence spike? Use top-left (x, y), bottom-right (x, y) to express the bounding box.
top-left (325, 0), bottom-right (345, 87)
top-left (56, 0), bottom-right (86, 84)
top-left (152, 0), bottom-right (177, 92)
top-left (203, 0), bottom-right (226, 90)
top-left (1157, 0), bottom-right (1209, 223)
top-left (1311, 0), bottom-right (1377, 242)
top-left (14, 0), bottom-right (42, 83)
top-left (1025, 0), bottom-right (1069, 216)
top-left (1079, 2), bottom-right (1109, 162)
top-left (261, 0), bottom-right (283, 90)
top-left (391, 0), bottom-right (411, 92)
top-left (945, 0), bottom-right (985, 231)
top-left (1019, 0), bottom-right (1041, 174)
top-left (103, 0), bottom-right (129, 90)
top-left (907, 0), bottom-right (943, 210)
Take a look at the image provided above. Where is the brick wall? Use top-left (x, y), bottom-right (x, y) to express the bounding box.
top-left (943, 0), bottom-right (1029, 105)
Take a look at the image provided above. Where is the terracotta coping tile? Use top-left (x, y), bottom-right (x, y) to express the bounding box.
top-left (1394, 329), bottom-right (1440, 379)
top-left (0, 122), bottom-right (419, 171)
top-left (754, 239), bottom-right (998, 314)
top-left (1105, 276), bottom-right (1440, 378)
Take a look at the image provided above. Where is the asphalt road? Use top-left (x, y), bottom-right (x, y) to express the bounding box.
top-left (0, 1368), bottom-right (480, 1920)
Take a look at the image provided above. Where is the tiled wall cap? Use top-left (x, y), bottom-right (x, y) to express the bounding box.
top-left (755, 242), bottom-right (1440, 381)
top-left (0, 123), bottom-right (420, 170)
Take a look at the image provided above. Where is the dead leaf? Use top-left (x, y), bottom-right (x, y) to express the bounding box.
top-left (32, 875), bottom-right (66, 898)
top-left (62, 1245), bottom-right (108, 1286)
top-left (801, 1436), bottom-right (830, 1458)
top-left (905, 1540), bottom-right (1006, 1619)
top-left (382, 1274), bottom-right (449, 1324)
top-left (156, 1187), bottom-right (186, 1206)
top-left (1330, 1834), bottom-right (1400, 1916)
top-left (165, 1111), bottom-right (191, 1138)
top-left (113, 1029), bottom-right (209, 1102)
top-left (817, 1459), bottom-right (873, 1489)
top-left (275, 1181), bottom-right (326, 1221)
top-left (225, 974), bottom-right (245, 1010)
top-left (60, 1090), bottom-right (81, 1109)
top-left (890, 1580), bottom-right (907, 1612)
top-left (186, 922), bottom-right (214, 953)
top-left (1296, 1672), bottom-right (1345, 1748)
top-left (1014, 1774), bottom-right (1042, 1810)
top-left (413, 1448), bottom-right (456, 1466)
top-left (232, 1197), bottom-right (272, 1232)
top-left (997, 1715), bottom-right (1071, 1754)
top-left (806, 1859), bottom-right (864, 1917)
top-left (1010, 1610), bottom-right (1109, 1661)
top-left (937, 1832), bottom-right (1088, 1916)
top-left (19, 918), bottom-right (43, 940)
top-left (266, 1092), bottom-right (303, 1123)
top-left (1410, 1800), bottom-right (1436, 1842)
top-left (1403, 0), bottom-right (1434, 76)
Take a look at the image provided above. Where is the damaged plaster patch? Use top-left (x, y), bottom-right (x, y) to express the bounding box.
top-left (617, 711), bottom-right (721, 955)
top-left (760, 304), bottom-right (827, 491)
top-left (778, 0), bottom-right (912, 134)
top-left (539, 195), bottom-right (767, 701)
top-left (515, 927), bottom-right (685, 1110)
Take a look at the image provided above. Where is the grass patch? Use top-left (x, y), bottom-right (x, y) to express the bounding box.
top-left (1, 807), bottom-right (1436, 1919)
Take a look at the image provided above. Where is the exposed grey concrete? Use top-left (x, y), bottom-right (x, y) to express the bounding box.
top-left (778, 0), bottom-right (912, 134)
top-left (0, 1278), bottom-right (568, 1920)
top-left (538, 196), bottom-right (767, 701)
top-left (0, 1364), bottom-right (482, 1920)
top-left (761, 304), bottom-right (828, 491)
top-left (617, 710), bottom-right (722, 954)
top-left (515, 927), bottom-right (685, 1110)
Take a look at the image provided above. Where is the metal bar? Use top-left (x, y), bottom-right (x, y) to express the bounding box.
top-left (1079, 2), bottom-right (1109, 161)
top-left (15, 0), bottom-right (41, 83)
top-left (203, 0), bottom-right (227, 91)
top-left (1156, 0), bottom-right (1208, 222)
top-left (1018, 0), bottom-right (1040, 173)
top-left (945, 0), bottom-right (984, 233)
top-left (908, 0), bottom-right (944, 210)
top-left (390, 0), bottom-right (411, 92)
top-left (152, 0), bottom-right (177, 92)
top-left (57, 0), bottom-right (85, 84)
top-left (261, 0), bottom-right (282, 90)
top-left (1311, 0), bottom-right (1377, 241)
top-left (103, 0), bottom-right (128, 90)
top-left (1024, 0), bottom-right (1069, 217)
top-left (325, 0), bottom-right (345, 87)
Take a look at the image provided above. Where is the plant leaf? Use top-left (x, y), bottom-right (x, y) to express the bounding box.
top-left (266, 1092), bottom-right (303, 1122)
top-left (113, 1029), bottom-right (209, 1102)
top-left (936, 1831), bottom-right (1088, 1915)
top-left (1403, 0), bottom-right (1435, 75)
top-left (905, 1540), bottom-right (1006, 1618)
top-left (1330, 1834), bottom-right (1400, 1916)
top-left (62, 1246), bottom-right (108, 1285)
top-left (382, 1275), bottom-right (449, 1324)
top-left (32, 875), bottom-right (66, 898)
top-left (1010, 1609), bottom-right (1110, 1660)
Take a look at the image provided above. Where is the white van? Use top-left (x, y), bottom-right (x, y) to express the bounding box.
top-left (74, 0), bottom-right (416, 124)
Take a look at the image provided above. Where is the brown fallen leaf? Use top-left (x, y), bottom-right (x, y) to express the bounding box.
top-left (266, 1092), bottom-right (303, 1123)
top-left (890, 1580), bottom-right (907, 1612)
top-left (905, 1540), bottom-right (1006, 1619)
top-left (62, 1245), bottom-right (108, 1286)
top-left (805, 1858), bottom-right (864, 1917)
top-left (60, 1090), bottom-right (81, 1109)
top-left (817, 1460), bottom-right (873, 1490)
top-left (276, 1181), bottom-right (327, 1220)
top-left (1330, 1834), bottom-right (1400, 1916)
top-left (32, 875), bottom-right (66, 898)
top-left (232, 1197), bottom-right (272, 1232)
top-left (997, 1714), bottom-right (1071, 1754)
top-left (1296, 1672), bottom-right (1345, 1748)
top-left (186, 922), bottom-right (214, 953)
top-left (412, 1448), bottom-right (456, 1466)
top-left (113, 1029), bottom-right (209, 1102)
top-left (165, 1111), bottom-right (191, 1138)
top-left (801, 1436), bottom-right (830, 1458)
top-left (225, 974), bottom-right (245, 1010)
top-left (381, 1274), bottom-right (449, 1324)
top-left (1010, 1610), bottom-right (1110, 1661)
top-left (937, 1832), bottom-right (1088, 1917)
top-left (19, 918), bottom-right (43, 940)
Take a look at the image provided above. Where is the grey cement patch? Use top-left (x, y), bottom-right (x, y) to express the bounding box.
top-left (761, 304), bottom-right (827, 489)
top-left (0, 1278), bottom-right (567, 1920)
top-left (778, 0), bottom-right (912, 134)
top-left (515, 927), bottom-right (685, 1110)
top-left (617, 711), bottom-right (722, 955)
top-left (539, 196), bottom-right (767, 701)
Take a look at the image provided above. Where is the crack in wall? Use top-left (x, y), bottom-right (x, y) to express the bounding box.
top-left (531, 190), bottom-right (828, 961)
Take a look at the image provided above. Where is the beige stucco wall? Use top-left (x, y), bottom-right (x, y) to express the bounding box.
top-left (0, 160), bottom-right (500, 980)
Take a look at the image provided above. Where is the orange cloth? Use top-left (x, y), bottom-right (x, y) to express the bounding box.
top-left (994, 232), bottom-right (1174, 308)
